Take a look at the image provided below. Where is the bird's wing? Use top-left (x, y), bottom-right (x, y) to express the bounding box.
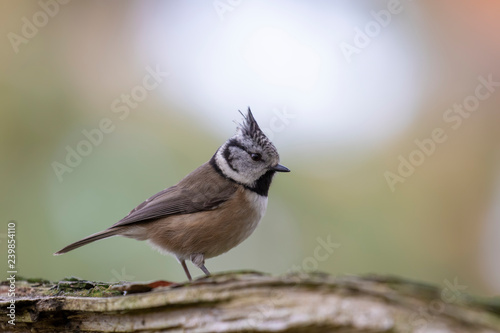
top-left (110, 162), bottom-right (238, 228)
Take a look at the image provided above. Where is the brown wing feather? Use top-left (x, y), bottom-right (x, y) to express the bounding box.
top-left (110, 162), bottom-right (238, 228)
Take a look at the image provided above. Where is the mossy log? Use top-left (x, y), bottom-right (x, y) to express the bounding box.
top-left (1, 272), bottom-right (499, 332)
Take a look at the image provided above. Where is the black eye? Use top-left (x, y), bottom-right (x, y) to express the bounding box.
top-left (250, 153), bottom-right (262, 161)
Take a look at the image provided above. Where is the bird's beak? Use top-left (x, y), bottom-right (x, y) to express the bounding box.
top-left (272, 164), bottom-right (290, 172)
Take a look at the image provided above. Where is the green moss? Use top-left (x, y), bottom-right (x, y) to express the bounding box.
top-left (61, 276), bottom-right (83, 282)
top-left (86, 285), bottom-right (123, 297)
top-left (41, 278), bottom-right (124, 297)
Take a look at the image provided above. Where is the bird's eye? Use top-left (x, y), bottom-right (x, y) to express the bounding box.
top-left (250, 153), bottom-right (262, 161)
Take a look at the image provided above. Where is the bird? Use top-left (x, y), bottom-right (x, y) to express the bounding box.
top-left (54, 108), bottom-right (290, 281)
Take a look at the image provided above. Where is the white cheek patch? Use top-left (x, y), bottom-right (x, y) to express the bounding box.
top-left (215, 148), bottom-right (254, 186)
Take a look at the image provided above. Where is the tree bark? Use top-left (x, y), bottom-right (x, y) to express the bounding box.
top-left (1, 272), bottom-right (499, 332)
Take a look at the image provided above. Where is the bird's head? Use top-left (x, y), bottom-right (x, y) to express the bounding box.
top-left (213, 108), bottom-right (290, 189)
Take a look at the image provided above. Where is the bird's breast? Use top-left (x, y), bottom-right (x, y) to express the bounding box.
top-left (145, 187), bottom-right (268, 260)
top-left (238, 189), bottom-right (268, 239)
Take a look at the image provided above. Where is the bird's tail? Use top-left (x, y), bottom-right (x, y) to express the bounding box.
top-left (54, 228), bottom-right (121, 255)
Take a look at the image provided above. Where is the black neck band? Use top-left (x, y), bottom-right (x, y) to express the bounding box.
top-left (209, 154), bottom-right (274, 197)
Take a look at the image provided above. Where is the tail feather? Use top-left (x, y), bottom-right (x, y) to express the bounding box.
top-left (54, 228), bottom-right (121, 255)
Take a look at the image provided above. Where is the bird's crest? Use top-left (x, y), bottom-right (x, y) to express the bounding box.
top-left (237, 107), bottom-right (272, 149)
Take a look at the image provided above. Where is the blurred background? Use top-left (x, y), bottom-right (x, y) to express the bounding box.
top-left (1, 0), bottom-right (499, 296)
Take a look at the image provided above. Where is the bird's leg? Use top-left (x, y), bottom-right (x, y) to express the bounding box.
top-left (190, 253), bottom-right (211, 277)
top-left (179, 259), bottom-right (192, 281)
top-left (200, 265), bottom-right (211, 276)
